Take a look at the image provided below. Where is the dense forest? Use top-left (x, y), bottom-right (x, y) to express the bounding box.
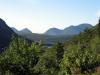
top-left (0, 19), bottom-right (100, 75)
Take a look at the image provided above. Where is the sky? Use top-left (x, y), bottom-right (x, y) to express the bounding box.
top-left (0, 0), bottom-right (100, 33)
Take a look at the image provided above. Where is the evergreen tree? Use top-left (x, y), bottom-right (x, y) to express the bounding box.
top-left (56, 42), bottom-right (64, 64)
top-left (0, 36), bottom-right (42, 75)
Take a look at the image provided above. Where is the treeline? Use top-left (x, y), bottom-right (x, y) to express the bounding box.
top-left (0, 36), bottom-right (64, 75)
top-left (60, 20), bottom-right (100, 75)
top-left (0, 20), bottom-right (100, 75)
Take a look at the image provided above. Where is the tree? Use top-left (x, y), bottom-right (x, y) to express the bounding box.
top-left (0, 36), bottom-right (42, 75)
top-left (55, 42), bottom-right (64, 64)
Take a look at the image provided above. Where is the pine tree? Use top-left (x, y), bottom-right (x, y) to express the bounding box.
top-left (0, 36), bottom-right (41, 75)
top-left (55, 42), bottom-right (64, 64)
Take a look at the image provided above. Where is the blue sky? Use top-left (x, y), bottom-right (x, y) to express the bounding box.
top-left (0, 0), bottom-right (100, 33)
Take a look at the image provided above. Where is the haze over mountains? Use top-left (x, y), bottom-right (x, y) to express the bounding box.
top-left (11, 27), bottom-right (73, 45)
top-left (12, 27), bottom-right (32, 35)
top-left (45, 24), bottom-right (92, 35)
top-left (0, 18), bottom-right (93, 48)
top-left (12, 23), bottom-right (92, 36)
top-left (11, 22), bottom-right (92, 45)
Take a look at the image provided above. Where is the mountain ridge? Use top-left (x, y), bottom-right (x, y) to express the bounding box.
top-left (0, 18), bottom-right (16, 50)
top-left (11, 23), bottom-right (92, 45)
top-left (12, 27), bottom-right (32, 35)
top-left (45, 23), bottom-right (92, 35)
top-left (12, 23), bottom-right (92, 36)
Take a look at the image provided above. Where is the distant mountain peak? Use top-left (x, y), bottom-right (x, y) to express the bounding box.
top-left (11, 27), bottom-right (19, 34)
top-left (20, 28), bottom-right (32, 33)
top-left (11, 27), bottom-right (32, 35)
top-left (45, 23), bottom-right (92, 35)
top-left (45, 27), bottom-right (62, 35)
top-left (77, 23), bottom-right (92, 27)
top-left (69, 25), bottom-right (74, 27)
top-left (49, 27), bottom-right (60, 30)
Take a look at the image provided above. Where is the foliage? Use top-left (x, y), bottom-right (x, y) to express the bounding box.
top-left (0, 36), bottom-right (42, 75)
top-left (33, 42), bottom-right (64, 75)
top-left (1, 20), bottom-right (100, 75)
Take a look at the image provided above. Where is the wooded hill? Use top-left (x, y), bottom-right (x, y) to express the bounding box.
top-left (0, 19), bottom-right (100, 75)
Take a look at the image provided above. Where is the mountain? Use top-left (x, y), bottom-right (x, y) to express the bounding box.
top-left (12, 23), bottom-right (92, 46)
top-left (45, 28), bottom-right (62, 35)
top-left (11, 27), bottom-right (32, 35)
top-left (0, 18), bottom-right (16, 50)
top-left (19, 28), bottom-right (32, 35)
top-left (12, 27), bottom-right (72, 45)
top-left (11, 27), bottom-right (19, 34)
top-left (45, 23), bottom-right (92, 35)
top-left (63, 23), bottom-right (92, 35)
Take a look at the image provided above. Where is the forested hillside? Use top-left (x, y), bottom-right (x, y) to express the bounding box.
top-left (0, 19), bottom-right (100, 75)
top-left (0, 18), bottom-right (16, 51)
